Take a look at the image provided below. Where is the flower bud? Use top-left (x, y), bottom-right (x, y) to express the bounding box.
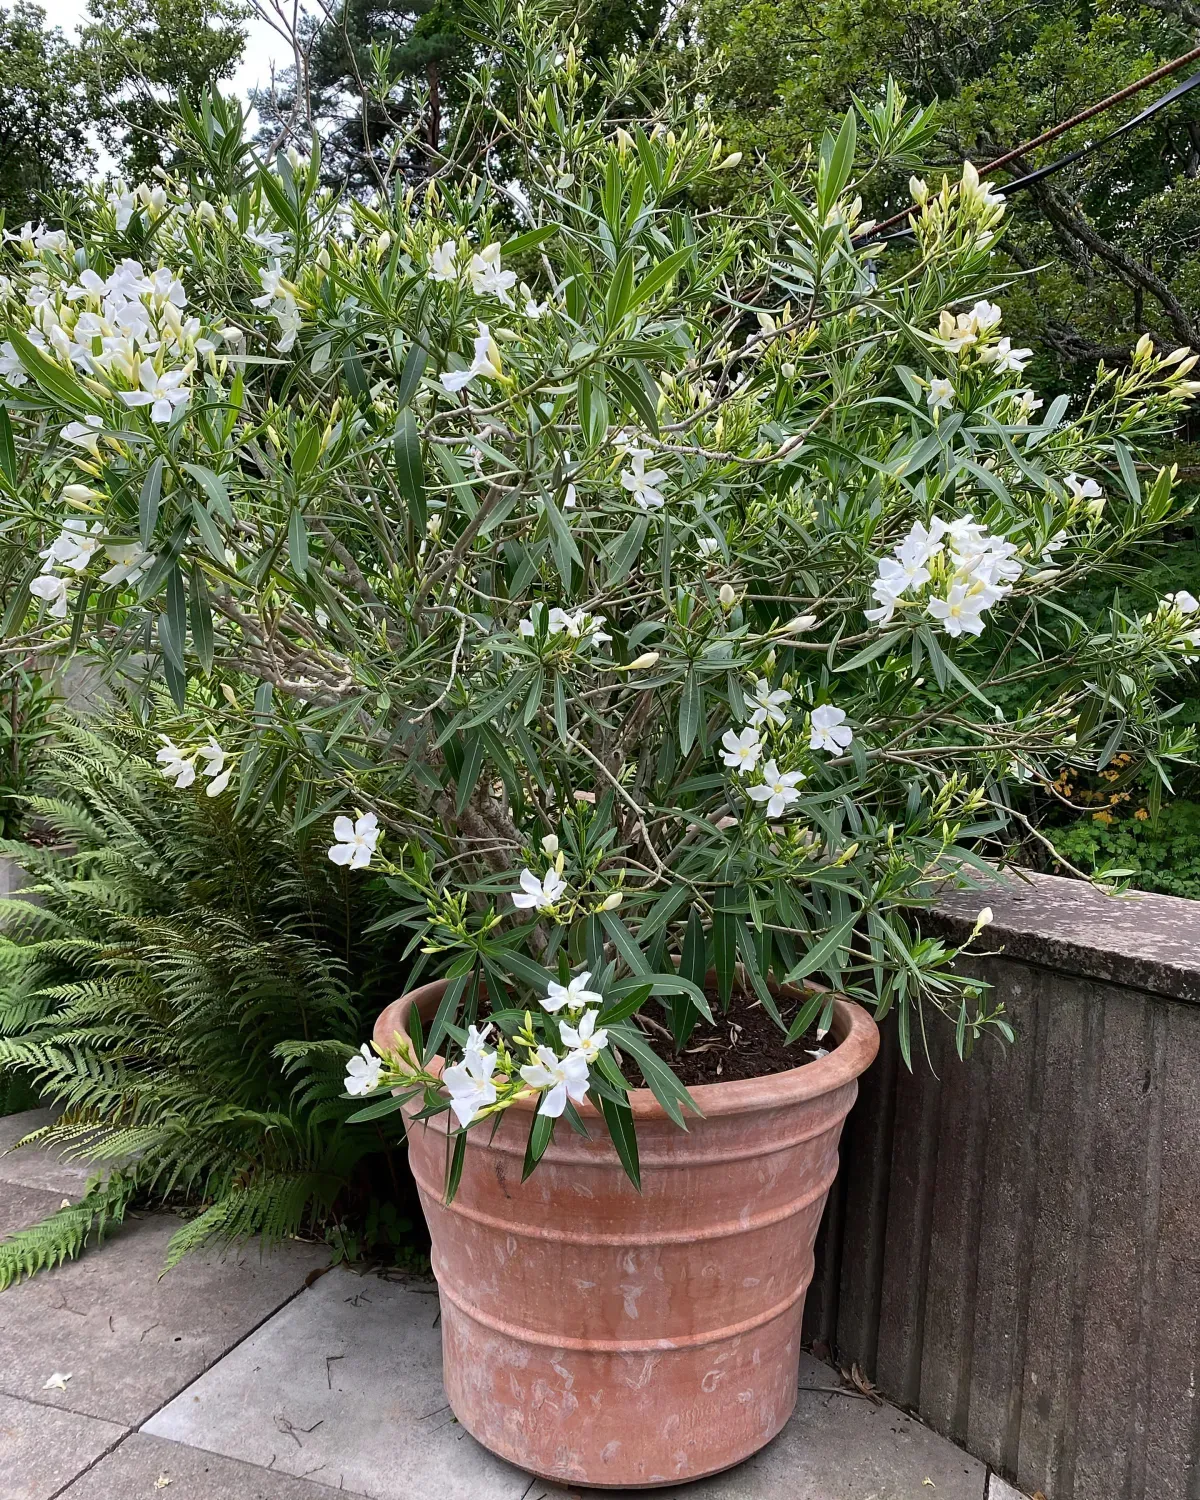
top-left (783, 613), bottom-right (818, 632)
top-left (541, 833), bottom-right (559, 855)
top-left (909, 175), bottom-right (929, 205)
top-left (717, 152), bottom-right (743, 170)
top-left (600, 891), bottom-right (623, 910)
top-left (719, 583), bottom-right (737, 609)
top-left (625, 651), bottom-right (659, 670)
top-left (60, 483), bottom-right (103, 507)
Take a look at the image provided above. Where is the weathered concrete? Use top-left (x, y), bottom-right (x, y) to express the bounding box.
top-left (144, 1265), bottom-right (986, 1500)
top-left (57, 1433), bottom-right (372, 1499)
top-left (0, 1392), bottom-right (125, 1500)
top-left (987, 1477), bottom-right (1031, 1500)
top-left (0, 1109), bottom-right (96, 1197)
top-left (807, 869), bottom-right (1200, 1500)
top-left (932, 868), bottom-right (1200, 1003)
top-left (143, 1269), bottom-right (571, 1500)
top-left (0, 1183), bottom-right (69, 1242)
top-left (0, 1211), bottom-right (327, 1427)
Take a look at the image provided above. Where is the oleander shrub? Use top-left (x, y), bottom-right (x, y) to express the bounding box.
top-left (1, 0), bottom-right (1199, 1187)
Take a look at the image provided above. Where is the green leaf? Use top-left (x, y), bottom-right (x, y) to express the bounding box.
top-left (553, 674), bottom-right (568, 743)
top-left (521, 1110), bottom-right (555, 1180)
top-left (577, 369), bottom-right (609, 449)
top-left (627, 244), bottom-right (696, 312)
top-left (818, 107), bottom-right (857, 214)
top-left (836, 631), bottom-right (903, 672)
top-left (394, 409), bottom-right (426, 533)
top-left (503, 224), bottom-right (557, 256)
top-left (346, 1090), bottom-right (415, 1123)
top-left (713, 902), bottom-right (737, 1006)
top-left (455, 734), bottom-right (485, 815)
top-left (425, 970), bottom-right (472, 1062)
top-left (599, 1090), bottom-right (640, 1190)
top-left (0, 404), bottom-right (16, 486)
top-left (786, 913), bottom-right (858, 984)
top-left (678, 669), bottom-right (701, 754)
top-left (605, 513), bottom-right (648, 587)
top-left (139, 458), bottom-right (163, 551)
top-left (7, 329), bottom-right (100, 412)
top-left (287, 508), bottom-right (309, 578)
top-left (600, 910), bottom-right (650, 976)
top-left (181, 463), bottom-right (233, 522)
top-left (189, 564), bottom-right (214, 674)
top-left (396, 333), bottom-right (428, 410)
top-left (605, 250), bottom-right (635, 327)
top-left (162, 564), bottom-right (187, 671)
top-left (445, 1131), bottom-right (468, 1203)
top-left (607, 1024), bottom-right (699, 1127)
top-left (191, 499), bottom-right (226, 564)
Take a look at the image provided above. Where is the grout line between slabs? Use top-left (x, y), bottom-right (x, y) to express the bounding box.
top-left (32, 1262), bottom-right (329, 1499)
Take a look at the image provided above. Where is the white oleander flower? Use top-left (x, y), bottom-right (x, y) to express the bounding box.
top-left (197, 737), bottom-right (231, 796)
top-left (41, 519), bottom-right (103, 573)
top-left (442, 323), bottom-right (502, 392)
top-left (927, 377), bottom-right (955, 412)
top-left (746, 678), bottom-right (791, 728)
top-left (520, 282), bottom-right (548, 318)
top-left (29, 572), bottom-right (69, 618)
top-left (559, 1009), bottom-right (608, 1062)
top-left (520, 1045), bottom-right (591, 1117)
top-left (345, 1043), bottom-right (383, 1097)
top-left (746, 759), bottom-right (805, 818)
top-left (61, 417), bottom-right (103, 456)
top-left (443, 1042), bottom-right (500, 1126)
top-left (428, 240), bottom-right (458, 282)
top-left (512, 866), bottom-right (566, 911)
top-left (979, 336), bottom-right (1032, 374)
top-left (99, 542), bottom-right (153, 587)
top-left (328, 811), bottom-right (380, 869)
top-left (809, 704), bottom-right (853, 754)
top-left (543, 970), bottom-right (604, 1013)
top-left (468, 243), bottom-right (517, 304)
top-left (620, 452), bottom-right (667, 510)
top-left (927, 582), bottom-right (988, 638)
top-left (118, 360), bottom-right (191, 423)
top-left (720, 726), bottom-right (762, 773)
top-left (1166, 590), bottom-right (1200, 614)
top-left (156, 736), bottom-right (196, 788)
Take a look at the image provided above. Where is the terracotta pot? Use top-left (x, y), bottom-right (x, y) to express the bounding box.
top-left (374, 981), bottom-right (879, 1489)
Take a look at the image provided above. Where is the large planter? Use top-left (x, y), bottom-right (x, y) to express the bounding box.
top-left (374, 980), bottom-right (879, 1489)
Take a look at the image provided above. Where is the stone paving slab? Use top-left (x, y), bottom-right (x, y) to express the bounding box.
top-left (987, 1479), bottom-right (1030, 1500)
top-left (57, 1433), bottom-right (372, 1499)
top-left (0, 1110), bottom-right (95, 1197)
top-left (145, 1267), bottom-right (987, 1500)
top-left (0, 1391), bottom-right (125, 1500)
top-left (0, 1210), bottom-right (328, 1428)
top-left (143, 1270), bottom-right (567, 1500)
top-left (0, 1183), bottom-right (69, 1241)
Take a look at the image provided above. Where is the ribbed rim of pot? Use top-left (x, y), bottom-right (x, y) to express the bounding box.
top-left (373, 977), bottom-right (880, 1121)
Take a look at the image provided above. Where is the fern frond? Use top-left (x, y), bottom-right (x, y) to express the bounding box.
top-left (0, 1172), bottom-right (136, 1290)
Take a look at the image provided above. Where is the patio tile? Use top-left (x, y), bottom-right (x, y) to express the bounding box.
top-left (144, 1266), bottom-right (985, 1500)
top-left (0, 1391), bottom-right (125, 1500)
top-left (142, 1269), bottom-right (565, 1500)
top-left (0, 1109), bottom-right (95, 1197)
top-left (57, 1433), bottom-right (371, 1499)
top-left (0, 1183), bottom-right (68, 1241)
top-left (0, 1212), bottom-right (328, 1428)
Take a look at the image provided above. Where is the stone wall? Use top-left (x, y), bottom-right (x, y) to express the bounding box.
top-left (804, 871), bottom-right (1200, 1500)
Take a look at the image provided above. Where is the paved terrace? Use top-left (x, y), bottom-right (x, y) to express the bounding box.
top-left (0, 1109), bottom-right (1025, 1500)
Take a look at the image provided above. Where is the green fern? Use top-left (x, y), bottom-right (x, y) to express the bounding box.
top-left (0, 712), bottom-right (410, 1283)
top-left (0, 1173), bottom-right (136, 1289)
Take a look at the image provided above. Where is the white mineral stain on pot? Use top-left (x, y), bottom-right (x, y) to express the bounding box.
top-left (600, 1440), bottom-right (621, 1462)
top-left (701, 1369), bottom-right (726, 1393)
top-left (742, 1276), bottom-right (760, 1287)
top-left (619, 1284), bottom-right (644, 1319)
top-left (506, 1234), bottom-right (517, 1256)
top-left (572, 1182), bottom-right (594, 1197)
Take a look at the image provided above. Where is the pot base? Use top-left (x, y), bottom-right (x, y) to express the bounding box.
top-left (438, 1276), bottom-right (802, 1488)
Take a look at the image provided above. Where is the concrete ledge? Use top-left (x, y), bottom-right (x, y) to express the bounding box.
top-left (931, 869), bottom-right (1200, 1004)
